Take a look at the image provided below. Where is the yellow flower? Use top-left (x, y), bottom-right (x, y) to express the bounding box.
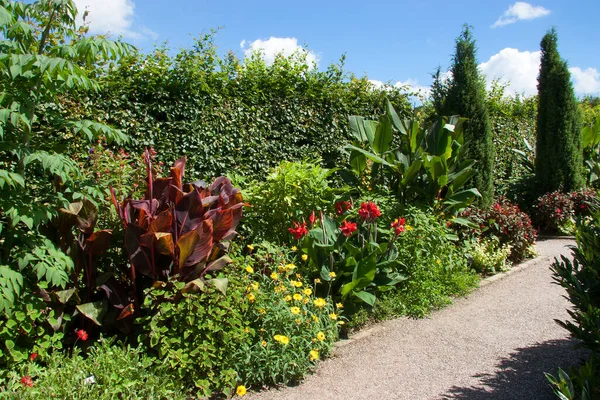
top-left (296, 273), bottom-right (302, 278)
top-left (293, 293), bottom-right (303, 301)
top-left (245, 266), bottom-right (254, 273)
top-left (285, 263), bottom-right (296, 271)
top-left (247, 244), bottom-right (254, 251)
top-left (329, 313), bottom-right (338, 320)
top-left (274, 285), bottom-right (286, 293)
top-left (291, 246), bottom-right (297, 251)
top-left (336, 303), bottom-right (343, 309)
top-left (314, 298), bottom-right (326, 308)
top-left (270, 272), bottom-right (279, 281)
top-left (290, 306), bottom-right (301, 315)
top-left (302, 297), bottom-right (309, 304)
top-left (311, 315), bottom-right (319, 322)
top-left (236, 385), bottom-right (247, 396)
top-left (250, 282), bottom-right (259, 291)
top-left (329, 271), bottom-right (336, 278)
top-left (304, 288), bottom-right (313, 296)
top-left (261, 341), bottom-right (267, 346)
top-left (436, 259), bottom-right (441, 265)
top-left (278, 265), bottom-right (285, 272)
top-left (290, 280), bottom-right (303, 288)
top-left (301, 254), bottom-right (308, 261)
top-left (284, 295), bottom-right (292, 302)
top-left (405, 225), bottom-right (413, 231)
top-left (244, 327), bottom-right (250, 333)
top-left (316, 331), bottom-right (325, 341)
top-left (309, 349), bottom-right (319, 361)
top-left (247, 293), bottom-right (255, 302)
top-left (338, 321), bottom-right (345, 325)
top-left (258, 308), bottom-right (266, 314)
top-left (314, 278), bottom-right (321, 284)
top-left (274, 334), bottom-right (289, 345)
top-left (295, 319), bottom-right (301, 324)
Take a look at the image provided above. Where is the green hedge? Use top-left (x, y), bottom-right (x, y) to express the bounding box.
top-left (87, 34), bottom-right (411, 181)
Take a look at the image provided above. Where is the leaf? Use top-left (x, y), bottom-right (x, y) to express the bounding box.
top-left (208, 278), bottom-right (228, 295)
top-left (117, 304), bottom-right (135, 320)
top-left (154, 232), bottom-right (174, 256)
top-left (204, 255), bottom-right (232, 275)
top-left (349, 149), bottom-right (367, 176)
top-left (372, 114), bottom-right (393, 155)
top-left (353, 291), bottom-right (376, 306)
top-left (0, 6), bottom-right (12, 27)
top-left (344, 144), bottom-right (393, 167)
top-left (54, 288), bottom-right (76, 304)
top-left (177, 230), bottom-right (200, 269)
top-left (76, 301), bottom-right (107, 326)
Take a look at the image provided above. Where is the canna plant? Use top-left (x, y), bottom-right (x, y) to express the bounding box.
top-left (111, 150), bottom-right (244, 308)
top-left (343, 99), bottom-right (480, 215)
top-left (582, 113), bottom-right (600, 188)
top-left (290, 201), bottom-right (407, 309)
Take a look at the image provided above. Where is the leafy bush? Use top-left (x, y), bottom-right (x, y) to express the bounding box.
top-left (138, 275), bottom-right (252, 398)
top-left (0, 337), bottom-right (186, 399)
top-left (470, 237), bottom-right (512, 275)
top-left (458, 199), bottom-right (537, 262)
top-left (533, 191), bottom-right (576, 234)
top-left (571, 189), bottom-right (599, 218)
top-left (243, 160), bottom-right (337, 243)
top-left (233, 244), bottom-right (339, 387)
top-left (548, 204), bottom-right (600, 399)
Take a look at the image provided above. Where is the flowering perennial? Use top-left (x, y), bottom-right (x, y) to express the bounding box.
top-left (358, 201), bottom-right (381, 222)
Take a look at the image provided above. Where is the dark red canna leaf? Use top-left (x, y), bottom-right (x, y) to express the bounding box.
top-left (149, 210), bottom-right (173, 233)
top-left (177, 230), bottom-right (200, 270)
top-left (83, 230), bottom-right (112, 253)
top-left (117, 303), bottom-right (135, 320)
top-left (124, 224), bottom-right (152, 277)
top-left (183, 219), bottom-right (214, 267)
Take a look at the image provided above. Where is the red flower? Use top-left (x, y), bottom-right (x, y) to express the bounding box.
top-left (358, 202), bottom-right (381, 222)
top-left (21, 376), bottom-right (33, 387)
top-left (309, 210), bottom-right (317, 225)
top-left (76, 329), bottom-right (89, 341)
top-left (555, 208), bottom-right (562, 214)
top-left (391, 218), bottom-right (406, 235)
top-left (334, 201), bottom-right (352, 215)
top-left (340, 220), bottom-right (357, 237)
top-left (288, 221), bottom-right (308, 240)
top-left (493, 203), bottom-right (502, 212)
top-left (29, 353), bottom-right (38, 361)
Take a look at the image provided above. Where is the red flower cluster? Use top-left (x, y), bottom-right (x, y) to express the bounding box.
top-left (29, 353), bottom-right (38, 361)
top-left (358, 202), bottom-right (381, 222)
top-left (335, 201), bottom-right (352, 215)
top-left (391, 217), bottom-right (406, 235)
top-left (76, 329), bottom-right (89, 341)
top-left (288, 221), bottom-right (308, 240)
top-left (340, 220), bottom-right (357, 237)
top-left (21, 376), bottom-right (33, 387)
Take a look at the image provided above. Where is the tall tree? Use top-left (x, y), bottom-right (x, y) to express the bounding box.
top-left (535, 28), bottom-right (584, 193)
top-left (434, 25), bottom-right (494, 207)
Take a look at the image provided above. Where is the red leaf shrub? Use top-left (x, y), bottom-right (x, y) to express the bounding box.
top-left (459, 198), bottom-right (537, 262)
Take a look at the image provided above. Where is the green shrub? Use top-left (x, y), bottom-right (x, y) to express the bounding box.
top-left (470, 237), bottom-right (512, 274)
top-left (244, 160), bottom-right (338, 243)
top-left (233, 244), bottom-right (339, 387)
top-left (548, 204), bottom-right (600, 398)
top-left (0, 337), bottom-right (185, 399)
top-left (137, 274), bottom-right (253, 398)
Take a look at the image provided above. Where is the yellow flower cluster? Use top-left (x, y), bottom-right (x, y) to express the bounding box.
top-left (309, 349), bottom-right (319, 361)
top-left (274, 334), bottom-right (290, 345)
top-left (313, 298), bottom-right (326, 308)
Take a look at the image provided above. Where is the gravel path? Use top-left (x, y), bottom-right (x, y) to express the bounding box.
top-left (247, 238), bottom-right (588, 400)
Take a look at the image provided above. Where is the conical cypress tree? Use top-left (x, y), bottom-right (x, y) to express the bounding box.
top-left (437, 25), bottom-right (495, 207)
top-left (535, 28), bottom-right (584, 194)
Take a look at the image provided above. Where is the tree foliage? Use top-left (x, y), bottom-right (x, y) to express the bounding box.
top-left (432, 25), bottom-right (495, 207)
top-left (535, 28), bottom-right (584, 194)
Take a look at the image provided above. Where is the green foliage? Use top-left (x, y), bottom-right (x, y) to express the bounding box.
top-left (233, 245), bottom-right (339, 387)
top-left (549, 204), bottom-right (600, 399)
top-left (535, 28), bottom-right (584, 194)
top-left (244, 160), bottom-right (337, 243)
top-left (470, 237), bottom-right (512, 275)
top-left (581, 113), bottom-right (600, 188)
top-left (90, 36), bottom-right (411, 183)
top-left (486, 81), bottom-right (537, 194)
top-left (0, 0), bottom-right (133, 316)
top-left (534, 191), bottom-right (577, 234)
top-left (0, 337), bottom-right (186, 399)
top-left (343, 100), bottom-right (480, 214)
top-left (434, 25), bottom-right (495, 207)
top-left (138, 276), bottom-right (252, 398)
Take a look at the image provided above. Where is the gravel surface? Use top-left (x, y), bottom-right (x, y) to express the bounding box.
top-left (247, 238), bottom-right (589, 400)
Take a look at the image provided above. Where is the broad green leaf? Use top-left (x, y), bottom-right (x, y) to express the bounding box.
top-left (208, 278), bottom-right (228, 295)
top-left (76, 301), bottom-right (107, 326)
top-left (372, 114), bottom-right (393, 155)
top-left (353, 291), bottom-right (376, 306)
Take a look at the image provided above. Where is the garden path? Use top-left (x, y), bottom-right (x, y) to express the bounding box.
top-left (247, 238), bottom-right (588, 400)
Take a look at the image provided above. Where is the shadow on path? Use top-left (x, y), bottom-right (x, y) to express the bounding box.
top-left (440, 338), bottom-right (589, 400)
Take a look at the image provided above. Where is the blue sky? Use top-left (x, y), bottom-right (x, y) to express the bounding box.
top-left (73, 0), bottom-right (600, 98)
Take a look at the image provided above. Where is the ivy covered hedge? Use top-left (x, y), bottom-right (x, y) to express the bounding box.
top-left (83, 33), bottom-right (412, 181)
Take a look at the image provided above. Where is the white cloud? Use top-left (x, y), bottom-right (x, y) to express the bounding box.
top-left (478, 48), bottom-right (600, 97)
top-left (240, 37), bottom-right (319, 67)
top-left (569, 67), bottom-right (600, 95)
top-left (73, 0), bottom-right (156, 40)
top-left (479, 48), bottom-right (541, 96)
top-left (368, 79), bottom-right (431, 102)
top-left (492, 2), bottom-right (551, 28)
